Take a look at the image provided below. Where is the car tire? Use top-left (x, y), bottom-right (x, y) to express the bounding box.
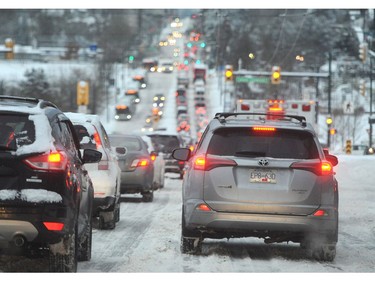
top-left (114, 201), bottom-right (120, 223)
top-left (142, 191), bottom-right (154, 202)
top-left (49, 226), bottom-right (77, 272)
top-left (99, 211), bottom-right (116, 230)
top-left (78, 217), bottom-right (92, 262)
top-left (181, 209), bottom-right (202, 254)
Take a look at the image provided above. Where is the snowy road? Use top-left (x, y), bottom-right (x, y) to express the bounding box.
top-left (75, 155), bottom-right (375, 273)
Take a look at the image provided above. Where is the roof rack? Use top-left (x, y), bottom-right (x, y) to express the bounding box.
top-left (214, 112), bottom-right (307, 127)
top-left (0, 95), bottom-right (58, 109)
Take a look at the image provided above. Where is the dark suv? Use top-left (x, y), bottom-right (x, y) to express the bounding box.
top-left (148, 132), bottom-right (185, 179)
top-left (0, 96), bottom-right (102, 272)
top-left (173, 112), bottom-right (339, 261)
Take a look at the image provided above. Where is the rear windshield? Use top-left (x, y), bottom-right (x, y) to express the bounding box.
top-left (0, 114), bottom-right (35, 150)
top-left (208, 127), bottom-right (319, 159)
top-left (110, 137), bottom-right (141, 151)
top-left (148, 135), bottom-right (181, 153)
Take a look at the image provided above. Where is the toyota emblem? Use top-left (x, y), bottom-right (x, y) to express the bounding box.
top-left (258, 159), bottom-right (269, 166)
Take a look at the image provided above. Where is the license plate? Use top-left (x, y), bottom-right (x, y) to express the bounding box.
top-left (250, 169), bottom-right (276, 184)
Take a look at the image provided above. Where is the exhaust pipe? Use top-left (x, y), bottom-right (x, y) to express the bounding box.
top-left (13, 235), bottom-right (25, 247)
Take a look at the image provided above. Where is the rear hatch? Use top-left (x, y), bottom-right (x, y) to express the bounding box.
top-left (0, 113), bottom-right (63, 207)
top-left (202, 127), bottom-right (325, 216)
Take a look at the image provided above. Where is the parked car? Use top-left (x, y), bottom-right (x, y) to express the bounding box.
top-left (0, 96), bottom-right (102, 272)
top-left (65, 112), bottom-right (125, 230)
top-left (109, 134), bottom-right (154, 202)
top-left (141, 135), bottom-right (166, 190)
top-left (147, 132), bottom-right (186, 179)
top-left (172, 112), bottom-right (339, 261)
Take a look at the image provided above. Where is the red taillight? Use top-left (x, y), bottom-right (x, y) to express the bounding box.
top-left (193, 155), bottom-right (237, 171)
top-left (302, 104), bottom-right (311, 111)
top-left (241, 104), bottom-right (250, 111)
top-left (131, 159), bottom-right (150, 168)
top-left (291, 103), bottom-right (298, 109)
top-left (43, 222), bottom-right (64, 231)
top-left (150, 155), bottom-right (156, 161)
top-left (290, 160), bottom-right (333, 176)
top-left (196, 204), bottom-right (212, 212)
top-left (23, 151), bottom-right (68, 171)
top-left (313, 209), bottom-right (327, 217)
top-left (93, 132), bottom-right (102, 148)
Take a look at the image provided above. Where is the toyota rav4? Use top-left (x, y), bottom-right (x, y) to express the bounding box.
top-left (172, 112), bottom-right (339, 261)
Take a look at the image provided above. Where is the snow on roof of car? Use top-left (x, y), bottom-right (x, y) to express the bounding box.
top-left (0, 104), bottom-right (56, 156)
top-left (65, 112), bottom-right (101, 125)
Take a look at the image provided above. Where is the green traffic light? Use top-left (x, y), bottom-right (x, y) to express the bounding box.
top-left (200, 42), bottom-right (206, 48)
top-left (129, 55), bottom-right (134, 61)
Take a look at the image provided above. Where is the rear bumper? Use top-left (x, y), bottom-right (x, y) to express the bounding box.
top-left (120, 170), bottom-right (153, 194)
top-left (0, 205), bottom-right (73, 248)
top-left (184, 200), bottom-right (338, 241)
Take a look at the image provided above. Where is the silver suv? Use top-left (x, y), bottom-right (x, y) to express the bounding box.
top-left (172, 112), bottom-right (339, 261)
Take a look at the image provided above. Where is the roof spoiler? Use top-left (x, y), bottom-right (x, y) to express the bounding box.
top-left (214, 112), bottom-right (307, 127)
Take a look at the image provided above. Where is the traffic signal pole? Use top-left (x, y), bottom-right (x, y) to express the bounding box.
top-left (327, 52), bottom-right (332, 148)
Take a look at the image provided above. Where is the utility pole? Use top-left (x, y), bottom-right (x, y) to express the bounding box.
top-left (327, 52), bottom-right (332, 148)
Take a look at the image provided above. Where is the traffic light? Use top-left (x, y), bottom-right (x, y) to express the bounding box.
top-left (128, 55), bottom-right (135, 63)
top-left (359, 43), bottom-right (367, 63)
top-left (326, 116), bottom-right (333, 126)
top-left (225, 65), bottom-right (233, 81)
top-left (359, 80), bottom-right (366, 96)
top-left (271, 66), bottom-right (281, 84)
top-left (329, 128), bottom-right (337, 135)
top-left (345, 139), bottom-right (352, 154)
top-left (77, 81), bottom-right (89, 106)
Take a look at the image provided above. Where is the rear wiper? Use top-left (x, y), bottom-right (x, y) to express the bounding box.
top-left (234, 151), bottom-right (266, 157)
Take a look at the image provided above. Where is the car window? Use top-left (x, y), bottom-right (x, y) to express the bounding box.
top-left (149, 135), bottom-right (181, 153)
top-left (74, 124), bottom-right (96, 149)
top-left (110, 137), bottom-right (141, 151)
top-left (207, 127), bottom-right (319, 159)
top-left (0, 114), bottom-right (35, 150)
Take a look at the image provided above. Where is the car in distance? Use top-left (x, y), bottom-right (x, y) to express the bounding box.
top-left (141, 135), bottom-right (165, 190)
top-left (172, 112), bottom-right (339, 261)
top-left (109, 134), bottom-right (155, 202)
top-left (147, 132), bottom-right (185, 179)
top-left (65, 112), bottom-right (125, 230)
top-left (0, 96), bottom-right (102, 272)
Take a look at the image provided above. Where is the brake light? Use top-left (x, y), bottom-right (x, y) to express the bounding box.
top-left (93, 132), bottom-right (102, 148)
top-left (290, 160), bottom-right (333, 176)
top-left (43, 222), bottom-right (64, 231)
top-left (131, 159), bottom-right (150, 168)
top-left (313, 209), bottom-right (327, 217)
top-left (241, 103), bottom-right (250, 111)
top-left (302, 104), bottom-right (311, 111)
top-left (196, 204), bottom-right (212, 212)
top-left (193, 155), bottom-right (237, 171)
top-left (253, 127), bottom-right (276, 132)
top-left (291, 103), bottom-right (298, 109)
top-left (23, 151), bottom-right (68, 171)
top-left (150, 154), bottom-right (156, 161)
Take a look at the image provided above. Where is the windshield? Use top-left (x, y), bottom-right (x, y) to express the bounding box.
top-left (0, 114), bottom-right (35, 151)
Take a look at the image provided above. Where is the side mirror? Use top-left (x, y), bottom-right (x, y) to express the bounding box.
top-left (172, 148), bottom-right (191, 161)
top-left (82, 149), bottom-right (102, 164)
top-left (115, 146), bottom-right (127, 155)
